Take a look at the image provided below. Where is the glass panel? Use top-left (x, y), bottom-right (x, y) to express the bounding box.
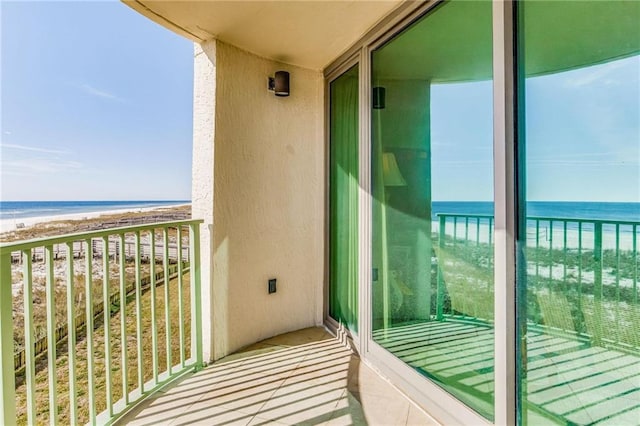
top-left (517, 2), bottom-right (640, 424)
top-left (329, 64), bottom-right (359, 332)
top-left (371, 1), bottom-right (494, 420)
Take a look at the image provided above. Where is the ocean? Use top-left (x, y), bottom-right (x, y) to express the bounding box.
top-left (1, 200), bottom-right (637, 222)
top-left (431, 201), bottom-right (639, 222)
top-left (430, 201), bottom-right (639, 251)
top-left (0, 200), bottom-right (190, 220)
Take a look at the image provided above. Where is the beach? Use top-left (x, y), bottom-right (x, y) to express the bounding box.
top-left (3, 204), bottom-right (193, 425)
top-left (0, 203), bottom-right (191, 241)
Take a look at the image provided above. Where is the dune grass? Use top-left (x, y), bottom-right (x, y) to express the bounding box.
top-left (15, 272), bottom-right (192, 425)
top-left (1, 205), bottom-right (191, 243)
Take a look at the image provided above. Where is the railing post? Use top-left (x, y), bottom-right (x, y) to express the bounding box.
top-left (593, 222), bottom-right (603, 344)
top-left (102, 236), bottom-right (113, 418)
top-left (84, 239), bottom-right (97, 425)
top-left (436, 215), bottom-right (446, 320)
top-left (45, 245), bottom-right (58, 425)
top-left (633, 225), bottom-right (638, 306)
top-left (190, 223), bottom-right (203, 369)
top-left (22, 249), bottom-right (36, 423)
top-left (0, 251), bottom-right (16, 424)
top-left (66, 242), bottom-right (78, 424)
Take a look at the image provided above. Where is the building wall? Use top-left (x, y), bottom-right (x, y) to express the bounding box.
top-left (192, 41), bottom-right (217, 362)
top-left (194, 40), bottom-right (325, 361)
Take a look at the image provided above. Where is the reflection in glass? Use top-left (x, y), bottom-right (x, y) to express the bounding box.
top-left (517, 2), bottom-right (640, 424)
top-left (370, 1), bottom-right (494, 420)
top-left (329, 65), bottom-right (359, 332)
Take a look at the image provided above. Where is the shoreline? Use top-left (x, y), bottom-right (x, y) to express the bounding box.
top-left (0, 203), bottom-right (190, 234)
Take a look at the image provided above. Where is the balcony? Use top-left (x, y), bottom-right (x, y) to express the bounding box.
top-left (374, 213), bottom-right (639, 424)
top-left (0, 220), bottom-right (433, 425)
top-left (1, 213), bottom-right (638, 425)
top-left (119, 327), bottom-right (435, 426)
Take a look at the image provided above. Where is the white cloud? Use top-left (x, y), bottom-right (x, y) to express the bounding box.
top-left (563, 60), bottom-right (626, 88)
top-left (0, 143), bottom-right (69, 155)
top-left (2, 158), bottom-right (83, 175)
top-left (77, 83), bottom-right (124, 101)
top-left (3, 131), bottom-right (11, 135)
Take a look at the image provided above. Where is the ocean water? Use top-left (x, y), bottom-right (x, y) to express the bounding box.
top-left (0, 200), bottom-right (190, 220)
top-left (1, 200), bottom-right (636, 222)
top-left (432, 201), bottom-right (640, 222)
top-left (431, 201), bottom-right (639, 251)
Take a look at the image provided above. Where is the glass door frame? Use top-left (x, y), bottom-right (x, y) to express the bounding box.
top-left (324, 1), bottom-right (520, 424)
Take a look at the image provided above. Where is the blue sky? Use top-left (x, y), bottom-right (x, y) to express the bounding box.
top-left (1, 2), bottom-right (638, 203)
top-left (431, 56), bottom-right (639, 202)
top-left (1, 1), bottom-right (193, 201)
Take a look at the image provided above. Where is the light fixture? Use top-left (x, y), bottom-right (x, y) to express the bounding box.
top-left (382, 152), bottom-right (406, 187)
top-left (373, 86), bottom-right (386, 109)
top-left (268, 71), bottom-right (290, 97)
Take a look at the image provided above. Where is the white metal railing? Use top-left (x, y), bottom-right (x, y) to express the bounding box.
top-left (0, 220), bottom-right (203, 425)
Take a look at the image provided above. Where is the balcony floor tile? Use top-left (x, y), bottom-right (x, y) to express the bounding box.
top-left (120, 327), bottom-right (438, 426)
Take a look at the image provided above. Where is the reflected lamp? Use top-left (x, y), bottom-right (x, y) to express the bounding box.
top-left (382, 152), bottom-right (407, 186)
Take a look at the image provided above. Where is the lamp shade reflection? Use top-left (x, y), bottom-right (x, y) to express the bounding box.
top-left (382, 152), bottom-right (407, 187)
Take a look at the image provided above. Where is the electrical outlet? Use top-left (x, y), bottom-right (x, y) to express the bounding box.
top-left (268, 278), bottom-right (277, 294)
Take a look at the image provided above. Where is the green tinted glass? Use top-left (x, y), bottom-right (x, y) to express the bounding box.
top-left (516, 1), bottom-right (640, 424)
top-left (329, 64), bottom-right (359, 332)
top-left (371, 1), bottom-right (494, 420)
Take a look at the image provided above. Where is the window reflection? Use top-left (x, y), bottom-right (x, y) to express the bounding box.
top-left (371, 1), bottom-right (495, 420)
top-left (517, 2), bottom-right (640, 424)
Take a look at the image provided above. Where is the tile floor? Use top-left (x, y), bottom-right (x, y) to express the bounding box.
top-left (119, 327), bottom-right (438, 425)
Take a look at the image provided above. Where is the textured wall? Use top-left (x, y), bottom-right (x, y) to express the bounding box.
top-left (202, 41), bottom-right (324, 359)
top-left (192, 41), bottom-right (216, 362)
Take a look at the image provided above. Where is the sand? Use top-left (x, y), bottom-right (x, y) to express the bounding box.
top-left (0, 203), bottom-right (190, 233)
top-left (3, 203), bottom-right (191, 296)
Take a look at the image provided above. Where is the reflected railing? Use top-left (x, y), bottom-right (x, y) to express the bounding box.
top-left (436, 213), bottom-right (639, 353)
top-left (0, 219), bottom-right (203, 425)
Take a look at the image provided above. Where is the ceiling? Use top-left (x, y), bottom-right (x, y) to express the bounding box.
top-left (124, 1), bottom-right (639, 80)
top-left (123, 0), bottom-right (402, 71)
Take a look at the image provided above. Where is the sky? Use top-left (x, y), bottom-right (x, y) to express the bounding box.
top-left (1, 0), bottom-right (194, 201)
top-left (1, 2), bottom-right (638, 203)
top-left (430, 56), bottom-right (640, 202)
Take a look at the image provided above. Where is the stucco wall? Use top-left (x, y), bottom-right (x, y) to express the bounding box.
top-left (192, 41), bottom-right (217, 362)
top-left (195, 40), bottom-right (324, 360)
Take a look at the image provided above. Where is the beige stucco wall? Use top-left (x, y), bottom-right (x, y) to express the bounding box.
top-left (193, 39), bottom-right (325, 361)
top-left (192, 41), bottom-right (217, 362)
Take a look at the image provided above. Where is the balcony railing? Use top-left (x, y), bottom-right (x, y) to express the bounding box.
top-left (436, 213), bottom-right (639, 352)
top-left (0, 219), bottom-right (203, 425)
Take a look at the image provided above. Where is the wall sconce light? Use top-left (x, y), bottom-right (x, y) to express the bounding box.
top-left (373, 86), bottom-right (386, 109)
top-left (268, 71), bottom-right (290, 97)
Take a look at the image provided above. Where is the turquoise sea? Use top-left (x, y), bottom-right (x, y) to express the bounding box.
top-left (0, 200), bottom-right (190, 220)
top-left (431, 201), bottom-right (639, 251)
top-left (1, 200), bottom-right (637, 222)
top-left (431, 201), bottom-right (639, 222)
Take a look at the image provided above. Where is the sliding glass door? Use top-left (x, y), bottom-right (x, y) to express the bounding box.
top-left (324, 1), bottom-right (639, 423)
top-left (516, 2), bottom-right (640, 424)
top-left (370, 1), bottom-right (495, 420)
top-left (328, 64), bottom-right (359, 332)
